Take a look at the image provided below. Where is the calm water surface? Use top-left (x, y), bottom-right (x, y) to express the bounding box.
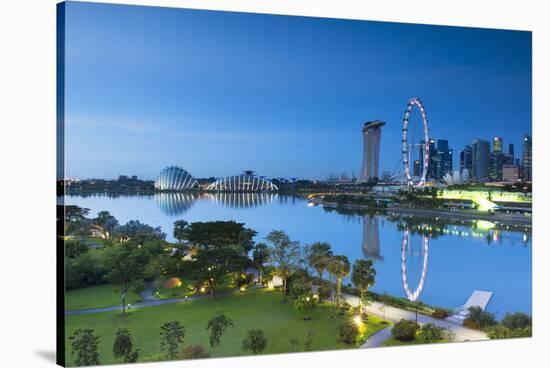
top-left (64, 193), bottom-right (532, 316)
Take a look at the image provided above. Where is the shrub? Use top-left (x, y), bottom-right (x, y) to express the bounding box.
top-left (432, 309), bottom-right (449, 319)
top-left (418, 323), bottom-right (444, 342)
top-left (487, 325), bottom-right (510, 339)
top-left (339, 320), bottom-right (359, 344)
top-left (509, 326), bottom-right (532, 338)
top-left (316, 285), bottom-right (332, 302)
top-left (242, 329), bottom-right (268, 354)
top-left (463, 319), bottom-right (479, 330)
top-left (502, 312), bottom-right (532, 330)
top-left (391, 319), bottom-right (420, 341)
top-left (464, 307), bottom-right (497, 329)
top-left (182, 344), bottom-right (210, 359)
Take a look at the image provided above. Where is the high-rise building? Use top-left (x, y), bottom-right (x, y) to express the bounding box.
top-left (360, 121), bottom-right (385, 182)
top-left (522, 134), bottom-right (532, 181)
top-left (471, 139), bottom-right (490, 182)
top-left (460, 145), bottom-right (473, 176)
top-left (502, 164), bottom-right (520, 183)
top-left (508, 143), bottom-right (515, 157)
top-left (434, 139), bottom-right (453, 179)
top-left (413, 160), bottom-right (421, 177)
top-left (419, 139), bottom-right (437, 180)
top-left (490, 137), bottom-right (505, 181)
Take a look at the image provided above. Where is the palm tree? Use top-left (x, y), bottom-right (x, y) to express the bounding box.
top-left (173, 220), bottom-right (189, 256)
top-left (307, 242), bottom-right (332, 280)
top-left (327, 255), bottom-right (350, 308)
top-left (351, 259), bottom-right (376, 315)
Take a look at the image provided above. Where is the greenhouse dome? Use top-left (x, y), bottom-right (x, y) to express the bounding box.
top-left (154, 166), bottom-right (198, 191)
top-left (207, 171), bottom-right (278, 192)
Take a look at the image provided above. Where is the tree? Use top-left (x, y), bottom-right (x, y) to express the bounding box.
top-left (186, 221), bottom-right (251, 250)
top-left (115, 220), bottom-right (165, 243)
top-left (160, 321), bottom-right (186, 360)
top-left (238, 228), bottom-right (258, 254)
top-left (464, 306), bottom-right (497, 329)
top-left (242, 329), bottom-right (268, 354)
top-left (294, 293), bottom-right (317, 320)
top-left (65, 240), bottom-right (89, 259)
top-left (182, 344), bottom-right (210, 359)
top-left (188, 247), bottom-right (239, 298)
top-left (70, 328), bottom-right (100, 366)
top-left (206, 311), bottom-right (234, 349)
top-left (391, 319), bottom-right (420, 341)
top-left (104, 243), bottom-right (148, 313)
top-left (265, 230), bottom-right (299, 301)
top-left (252, 242), bottom-right (270, 284)
top-left (173, 220), bottom-right (189, 255)
top-left (93, 210), bottom-right (119, 240)
top-left (502, 312), bottom-right (532, 330)
top-left (113, 328), bottom-right (139, 363)
top-left (307, 242), bottom-right (332, 280)
top-left (327, 255), bottom-right (350, 308)
top-left (351, 259), bottom-right (376, 315)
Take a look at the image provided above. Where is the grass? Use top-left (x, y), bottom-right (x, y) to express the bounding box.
top-left (65, 284), bottom-right (142, 311)
top-left (65, 288), bottom-right (387, 365)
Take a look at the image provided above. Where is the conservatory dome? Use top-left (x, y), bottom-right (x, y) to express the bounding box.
top-left (207, 171), bottom-right (278, 192)
top-left (154, 166), bottom-right (198, 191)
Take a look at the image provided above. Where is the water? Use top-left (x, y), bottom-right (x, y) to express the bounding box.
top-left (64, 193), bottom-right (532, 316)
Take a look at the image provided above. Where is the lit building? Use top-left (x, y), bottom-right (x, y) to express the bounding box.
top-left (502, 164), bottom-right (520, 183)
top-left (522, 134), bottom-right (532, 181)
top-left (360, 121), bottom-right (385, 182)
top-left (460, 145), bottom-right (473, 177)
top-left (471, 139), bottom-right (490, 182)
top-left (419, 139), bottom-right (437, 180)
top-left (207, 170), bottom-right (278, 192)
top-left (489, 137), bottom-right (505, 181)
top-left (155, 166), bottom-right (198, 190)
top-left (434, 139), bottom-right (452, 180)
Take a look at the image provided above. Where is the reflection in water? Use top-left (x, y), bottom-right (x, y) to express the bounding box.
top-left (156, 192), bottom-right (278, 214)
top-left (401, 229), bottom-right (429, 302)
top-left (362, 215), bottom-right (383, 260)
top-left (207, 192), bottom-right (277, 208)
top-left (155, 193), bottom-right (198, 216)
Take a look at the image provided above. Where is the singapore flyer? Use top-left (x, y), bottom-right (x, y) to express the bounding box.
top-left (402, 97), bottom-right (430, 187)
top-left (401, 229), bottom-right (429, 302)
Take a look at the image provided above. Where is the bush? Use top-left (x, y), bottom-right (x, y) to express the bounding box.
top-left (391, 319), bottom-right (420, 341)
top-left (509, 326), bottom-right (532, 338)
top-left (487, 325), bottom-right (510, 339)
top-left (339, 320), bottom-right (359, 344)
top-left (316, 285), bottom-right (332, 302)
top-left (464, 307), bottom-right (497, 329)
top-left (242, 329), bottom-right (268, 354)
top-left (432, 309), bottom-right (449, 319)
top-left (502, 312), bottom-right (532, 330)
top-left (182, 344), bottom-right (210, 359)
top-left (418, 323), bottom-right (444, 342)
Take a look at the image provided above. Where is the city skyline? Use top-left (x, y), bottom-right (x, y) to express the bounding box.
top-left (62, 2), bottom-right (532, 180)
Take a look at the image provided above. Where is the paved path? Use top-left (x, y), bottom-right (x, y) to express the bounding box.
top-left (342, 294), bottom-right (487, 342)
top-left (360, 326), bottom-right (393, 348)
top-left (66, 289), bottom-right (231, 316)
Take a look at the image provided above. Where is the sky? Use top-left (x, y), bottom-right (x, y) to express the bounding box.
top-left (62, 1), bottom-right (532, 180)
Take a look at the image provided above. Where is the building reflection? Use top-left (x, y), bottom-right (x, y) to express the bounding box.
top-left (155, 192), bottom-right (198, 216)
top-left (207, 192), bottom-right (277, 209)
top-left (362, 215), bottom-right (383, 260)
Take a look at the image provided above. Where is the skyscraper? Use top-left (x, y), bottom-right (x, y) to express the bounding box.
top-left (471, 139), bottom-right (490, 182)
top-left (522, 134), bottom-right (532, 181)
top-left (434, 139), bottom-right (452, 179)
top-left (360, 121), bottom-right (385, 182)
top-left (490, 137), bottom-right (505, 181)
top-left (419, 139), bottom-right (437, 180)
top-left (460, 145), bottom-right (473, 176)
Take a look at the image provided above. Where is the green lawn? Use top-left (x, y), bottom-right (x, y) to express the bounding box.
top-left (65, 288), bottom-right (387, 365)
top-left (66, 284), bottom-right (142, 311)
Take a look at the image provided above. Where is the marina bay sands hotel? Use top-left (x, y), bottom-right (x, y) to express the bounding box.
top-left (361, 120), bottom-right (385, 182)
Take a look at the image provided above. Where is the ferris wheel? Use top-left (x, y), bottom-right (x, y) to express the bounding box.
top-left (402, 97), bottom-right (430, 187)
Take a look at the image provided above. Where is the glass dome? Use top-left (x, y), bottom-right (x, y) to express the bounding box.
top-left (154, 166), bottom-right (198, 191)
top-left (207, 172), bottom-right (277, 192)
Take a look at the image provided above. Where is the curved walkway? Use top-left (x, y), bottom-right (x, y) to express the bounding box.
top-left (360, 326), bottom-right (393, 348)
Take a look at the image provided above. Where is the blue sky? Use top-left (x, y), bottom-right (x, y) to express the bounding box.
top-left (63, 1), bottom-right (532, 180)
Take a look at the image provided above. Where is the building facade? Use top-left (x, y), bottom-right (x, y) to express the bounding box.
top-left (361, 121), bottom-right (385, 182)
top-left (522, 134), bottom-right (532, 181)
top-left (502, 164), bottom-right (520, 183)
top-left (471, 139), bottom-right (490, 182)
